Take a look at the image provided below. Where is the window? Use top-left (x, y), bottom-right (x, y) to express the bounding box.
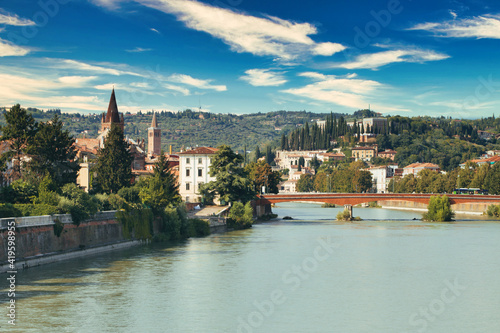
top-left (186, 169), bottom-right (190, 177)
top-left (186, 158), bottom-right (191, 164)
top-left (198, 158), bottom-right (203, 164)
top-left (186, 183), bottom-right (190, 191)
top-left (198, 168), bottom-right (202, 177)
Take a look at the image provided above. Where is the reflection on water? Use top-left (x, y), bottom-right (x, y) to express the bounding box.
top-left (1, 203), bottom-right (499, 333)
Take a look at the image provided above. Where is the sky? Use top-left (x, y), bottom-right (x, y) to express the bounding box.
top-left (1, 0), bottom-right (500, 118)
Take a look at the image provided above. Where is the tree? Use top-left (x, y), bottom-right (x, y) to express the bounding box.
top-left (27, 115), bottom-right (79, 187)
top-left (485, 163), bottom-right (500, 194)
top-left (0, 104), bottom-right (37, 179)
top-left (297, 174), bottom-right (314, 192)
top-left (139, 153), bottom-right (181, 213)
top-left (423, 195), bottom-right (454, 221)
top-left (228, 201), bottom-right (253, 229)
top-left (204, 145), bottom-right (255, 203)
top-left (93, 123), bottom-right (133, 194)
top-left (245, 160), bottom-right (282, 194)
top-left (353, 170), bottom-right (372, 193)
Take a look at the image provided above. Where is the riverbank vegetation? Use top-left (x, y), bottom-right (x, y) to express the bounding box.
top-left (485, 204), bottom-right (500, 218)
top-left (423, 195), bottom-right (454, 222)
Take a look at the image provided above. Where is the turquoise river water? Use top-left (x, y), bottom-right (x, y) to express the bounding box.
top-left (1, 203), bottom-right (500, 332)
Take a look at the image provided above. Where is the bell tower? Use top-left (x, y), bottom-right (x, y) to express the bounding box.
top-left (148, 112), bottom-right (161, 156)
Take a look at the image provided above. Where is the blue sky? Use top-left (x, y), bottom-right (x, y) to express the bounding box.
top-left (1, 0), bottom-right (500, 117)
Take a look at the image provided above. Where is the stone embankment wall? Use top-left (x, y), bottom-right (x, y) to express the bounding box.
top-left (378, 200), bottom-right (490, 214)
top-left (0, 211), bottom-right (123, 264)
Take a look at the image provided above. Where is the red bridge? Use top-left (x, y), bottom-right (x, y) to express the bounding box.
top-left (257, 193), bottom-right (500, 206)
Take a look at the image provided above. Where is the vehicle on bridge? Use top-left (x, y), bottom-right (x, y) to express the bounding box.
top-left (452, 188), bottom-right (488, 195)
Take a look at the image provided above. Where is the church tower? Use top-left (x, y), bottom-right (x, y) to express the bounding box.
top-left (100, 88), bottom-right (124, 133)
top-left (148, 112), bottom-right (161, 156)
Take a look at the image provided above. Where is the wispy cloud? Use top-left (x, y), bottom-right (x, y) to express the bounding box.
top-left (0, 11), bottom-right (35, 26)
top-left (150, 28), bottom-right (160, 34)
top-left (52, 59), bottom-right (142, 76)
top-left (240, 68), bottom-right (287, 86)
top-left (168, 73), bottom-right (227, 91)
top-left (89, 0), bottom-right (124, 10)
top-left (134, 0), bottom-right (345, 61)
top-left (58, 76), bottom-right (98, 85)
top-left (409, 13), bottom-right (500, 39)
top-left (332, 48), bottom-right (449, 70)
top-left (125, 47), bottom-right (152, 53)
top-left (281, 72), bottom-right (409, 112)
top-left (0, 38), bottom-right (30, 57)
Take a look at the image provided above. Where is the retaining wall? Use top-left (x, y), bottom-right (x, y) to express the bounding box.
top-left (0, 211), bottom-right (123, 263)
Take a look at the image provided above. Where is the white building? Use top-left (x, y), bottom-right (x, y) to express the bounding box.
top-left (367, 165), bottom-right (398, 193)
top-left (178, 147), bottom-right (218, 202)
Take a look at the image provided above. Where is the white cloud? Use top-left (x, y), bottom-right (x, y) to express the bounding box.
top-left (58, 76), bottom-right (98, 85)
top-left (281, 72), bottom-right (409, 113)
top-left (240, 69), bottom-right (287, 87)
top-left (89, 0), bottom-right (124, 10)
top-left (135, 0), bottom-right (345, 61)
top-left (333, 48), bottom-right (449, 70)
top-left (282, 72), bottom-right (382, 109)
top-left (150, 28), bottom-right (160, 34)
top-left (409, 14), bottom-right (500, 39)
top-left (125, 47), bottom-right (152, 53)
top-left (0, 11), bottom-right (35, 26)
top-left (168, 73), bottom-right (227, 91)
top-left (0, 38), bottom-right (30, 57)
top-left (163, 83), bottom-right (190, 96)
top-left (54, 59), bottom-right (142, 76)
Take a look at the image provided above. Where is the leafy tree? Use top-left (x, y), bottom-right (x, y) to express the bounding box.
top-left (353, 170), bottom-right (372, 193)
top-left (228, 201), bottom-right (253, 229)
top-left (297, 174), bottom-right (314, 192)
top-left (245, 160), bottom-right (281, 194)
top-left (93, 123), bottom-right (133, 193)
top-left (485, 163), bottom-right (500, 194)
top-left (27, 115), bottom-right (79, 187)
top-left (0, 104), bottom-right (37, 178)
top-left (204, 145), bottom-right (255, 203)
top-left (423, 195), bottom-right (454, 221)
top-left (58, 183), bottom-right (99, 225)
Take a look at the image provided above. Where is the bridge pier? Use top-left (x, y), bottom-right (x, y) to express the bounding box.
top-left (344, 204), bottom-right (353, 219)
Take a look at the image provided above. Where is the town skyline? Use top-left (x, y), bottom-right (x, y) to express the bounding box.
top-left (1, 0), bottom-right (500, 117)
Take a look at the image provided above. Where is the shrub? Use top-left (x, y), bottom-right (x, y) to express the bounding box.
top-left (59, 184), bottom-right (99, 225)
top-left (0, 203), bottom-right (22, 218)
top-left (486, 204), bottom-right (500, 218)
top-left (53, 218), bottom-right (64, 237)
top-left (117, 207), bottom-right (153, 240)
top-left (424, 195), bottom-right (454, 222)
top-left (108, 193), bottom-right (127, 210)
top-left (228, 202), bottom-right (253, 230)
top-left (336, 210), bottom-right (352, 221)
top-left (13, 203), bottom-right (59, 217)
top-left (189, 218), bottom-right (211, 237)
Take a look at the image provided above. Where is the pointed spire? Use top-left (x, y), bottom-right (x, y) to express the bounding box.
top-left (151, 111), bottom-right (158, 128)
top-left (105, 88), bottom-right (120, 123)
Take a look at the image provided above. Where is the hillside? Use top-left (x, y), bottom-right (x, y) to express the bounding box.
top-left (0, 108), bottom-right (347, 153)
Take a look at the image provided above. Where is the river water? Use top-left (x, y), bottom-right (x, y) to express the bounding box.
top-left (1, 203), bottom-right (500, 333)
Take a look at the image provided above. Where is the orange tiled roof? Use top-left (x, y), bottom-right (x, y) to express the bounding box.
top-left (404, 163), bottom-right (440, 169)
top-left (178, 147), bottom-right (219, 155)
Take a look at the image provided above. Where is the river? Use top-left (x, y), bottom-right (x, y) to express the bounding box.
top-left (1, 203), bottom-right (500, 332)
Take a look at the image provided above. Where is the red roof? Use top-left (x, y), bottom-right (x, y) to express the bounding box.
top-left (468, 155), bottom-right (500, 164)
top-left (404, 163), bottom-right (440, 169)
top-left (379, 149), bottom-right (397, 154)
top-left (178, 147), bottom-right (219, 155)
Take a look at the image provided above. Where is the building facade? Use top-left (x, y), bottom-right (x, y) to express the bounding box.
top-left (178, 147), bottom-right (218, 202)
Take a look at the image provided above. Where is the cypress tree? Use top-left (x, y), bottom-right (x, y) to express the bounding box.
top-left (94, 123), bottom-right (133, 194)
